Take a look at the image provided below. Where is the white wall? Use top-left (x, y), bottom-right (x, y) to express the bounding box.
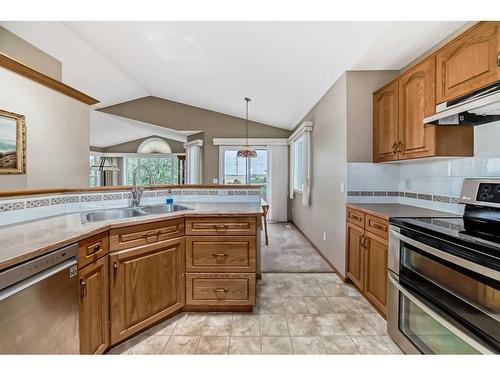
top-left (0, 67), bottom-right (90, 190)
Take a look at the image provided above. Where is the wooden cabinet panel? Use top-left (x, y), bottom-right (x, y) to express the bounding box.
top-left (79, 256), bottom-right (109, 355)
top-left (346, 208), bottom-right (365, 228)
top-left (436, 22), bottom-right (500, 103)
top-left (346, 222), bottom-right (365, 291)
top-left (363, 231), bottom-right (388, 317)
top-left (78, 231), bottom-right (109, 269)
top-left (186, 236), bottom-right (256, 273)
top-left (373, 81), bottom-right (399, 162)
top-left (186, 273), bottom-right (256, 306)
top-left (109, 218), bottom-right (184, 251)
top-left (186, 217), bottom-right (256, 236)
top-left (365, 214), bottom-right (389, 240)
top-left (109, 237), bottom-right (185, 344)
top-left (398, 57), bottom-right (437, 159)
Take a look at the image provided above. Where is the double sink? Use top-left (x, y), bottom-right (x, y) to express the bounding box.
top-left (81, 204), bottom-right (190, 223)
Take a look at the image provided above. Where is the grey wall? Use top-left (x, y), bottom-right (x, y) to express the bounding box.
top-left (0, 26), bottom-right (61, 80)
top-left (99, 96), bottom-right (291, 184)
top-left (101, 135), bottom-right (185, 154)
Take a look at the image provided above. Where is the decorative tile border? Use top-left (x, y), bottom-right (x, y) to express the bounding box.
top-left (347, 190), bottom-right (460, 206)
top-left (0, 201), bottom-right (25, 212)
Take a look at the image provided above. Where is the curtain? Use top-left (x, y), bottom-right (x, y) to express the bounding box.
top-left (268, 145), bottom-right (289, 222)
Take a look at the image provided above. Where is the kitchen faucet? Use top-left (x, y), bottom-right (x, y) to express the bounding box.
top-left (131, 165), bottom-right (155, 207)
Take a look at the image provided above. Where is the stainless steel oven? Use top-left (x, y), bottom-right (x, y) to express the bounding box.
top-left (388, 225), bottom-right (500, 354)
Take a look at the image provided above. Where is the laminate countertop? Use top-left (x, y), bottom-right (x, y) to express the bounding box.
top-left (0, 202), bottom-right (263, 272)
top-left (346, 203), bottom-right (459, 221)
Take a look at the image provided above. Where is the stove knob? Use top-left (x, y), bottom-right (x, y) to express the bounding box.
top-left (482, 185), bottom-right (491, 192)
top-left (480, 192), bottom-right (490, 200)
top-left (496, 185), bottom-right (500, 193)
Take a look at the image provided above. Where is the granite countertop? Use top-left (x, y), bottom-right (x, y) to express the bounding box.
top-left (0, 202), bottom-right (263, 271)
top-left (346, 203), bottom-right (459, 220)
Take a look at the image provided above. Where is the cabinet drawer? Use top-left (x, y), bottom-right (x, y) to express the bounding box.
top-left (78, 231), bottom-right (109, 268)
top-left (347, 208), bottom-right (365, 228)
top-left (186, 273), bottom-right (256, 306)
top-left (109, 218), bottom-right (184, 251)
top-left (186, 217), bottom-right (256, 236)
top-left (365, 214), bottom-right (389, 240)
top-left (186, 236), bottom-right (256, 273)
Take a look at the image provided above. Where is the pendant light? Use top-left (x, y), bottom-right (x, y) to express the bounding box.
top-left (237, 97), bottom-right (257, 158)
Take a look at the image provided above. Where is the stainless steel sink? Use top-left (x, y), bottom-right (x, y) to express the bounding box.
top-left (138, 204), bottom-right (189, 215)
top-left (80, 204), bottom-right (190, 223)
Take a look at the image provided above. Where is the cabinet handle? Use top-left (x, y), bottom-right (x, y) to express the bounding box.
top-left (392, 142), bottom-right (397, 155)
top-left (370, 222), bottom-right (386, 231)
top-left (397, 142), bottom-right (404, 153)
top-left (363, 236), bottom-right (369, 248)
top-left (359, 235), bottom-right (364, 248)
top-left (497, 52), bottom-right (500, 67)
top-left (349, 213), bottom-right (362, 222)
top-left (144, 230), bottom-right (159, 238)
top-left (215, 224), bottom-right (227, 232)
top-left (113, 261), bottom-right (118, 279)
top-left (87, 243), bottom-right (101, 255)
top-left (212, 252), bottom-right (228, 257)
top-left (213, 288), bottom-right (229, 293)
top-left (80, 279), bottom-right (87, 299)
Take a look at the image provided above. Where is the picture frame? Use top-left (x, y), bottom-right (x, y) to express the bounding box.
top-left (0, 109), bottom-right (26, 174)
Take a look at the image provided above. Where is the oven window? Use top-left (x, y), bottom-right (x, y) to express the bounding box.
top-left (399, 293), bottom-right (480, 354)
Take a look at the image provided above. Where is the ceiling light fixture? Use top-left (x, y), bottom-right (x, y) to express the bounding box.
top-left (237, 97), bottom-right (257, 158)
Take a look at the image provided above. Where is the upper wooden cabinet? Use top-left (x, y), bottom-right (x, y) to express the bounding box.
top-left (398, 57), bottom-right (436, 159)
top-left (436, 22), bottom-right (500, 103)
top-left (109, 237), bottom-right (185, 344)
top-left (373, 81), bottom-right (399, 162)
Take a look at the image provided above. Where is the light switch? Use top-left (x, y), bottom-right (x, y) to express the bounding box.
top-left (340, 182), bottom-right (345, 193)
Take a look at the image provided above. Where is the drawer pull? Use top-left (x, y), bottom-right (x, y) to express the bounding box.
top-left (214, 224), bottom-right (227, 232)
top-left (212, 252), bottom-right (228, 257)
top-left (143, 230), bottom-right (160, 238)
top-left (392, 142), bottom-right (397, 155)
top-left (213, 288), bottom-right (229, 293)
top-left (363, 236), bottom-right (369, 248)
top-left (80, 279), bottom-right (87, 299)
top-left (359, 235), bottom-right (364, 247)
top-left (87, 243), bottom-right (101, 255)
top-left (370, 222), bottom-right (386, 231)
top-left (113, 261), bottom-right (118, 279)
top-left (349, 213), bottom-right (362, 222)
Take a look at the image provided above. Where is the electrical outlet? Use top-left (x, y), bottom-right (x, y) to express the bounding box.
top-left (340, 182), bottom-right (345, 193)
top-left (212, 178), bottom-right (218, 184)
top-left (323, 232), bottom-right (327, 241)
top-left (405, 178), bottom-right (412, 190)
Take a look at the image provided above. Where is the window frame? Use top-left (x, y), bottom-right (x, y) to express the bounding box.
top-left (122, 154), bottom-right (180, 185)
top-left (292, 134), bottom-right (305, 193)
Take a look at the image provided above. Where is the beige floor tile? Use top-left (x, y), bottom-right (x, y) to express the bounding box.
top-left (296, 275), bottom-right (324, 296)
top-left (281, 296), bottom-right (310, 314)
top-left (350, 296), bottom-right (377, 313)
top-left (163, 336), bottom-right (200, 354)
top-left (351, 335), bottom-right (393, 354)
top-left (313, 314), bottom-right (348, 336)
top-left (259, 282), bottom-right (281, 297)
top-left (291, 336), bottom-right (326, 354)
top-left (260, 314), bottom-right (289, 336)
top-left (381, 336), bottom-right (404, 354)
top-left (314, 273), bottom-right (342, 284)
top-left (341, 284), bottom-right (361, 297)
top-left (278, 281), bottom-right (303, 297)
top-left (320, 283), bottom-right (349, 297)
top-left (322, 336), bottom-right (359, 354)
top-left (172, 313), bottom-right (207, 336)
top-left (231, 313), bottom-right (260, 336)
top-left (196, 336), bottom-right (230, 354)
top-left (261, 273), bottom-right (277, 284)
top-left (364, 313), bottom-right (387, 335)
top-left (286, 314), bottom-right (319, 336)
top-left (229, 337), bottom-right (261, 354)
top-left (202, 314), bottom-right (233, 336)
top-left (261, 336), bottom-right (293, 354)
top-left (107, 334), bottom-right (146, 355)
top-left (341, 313), bottom-right (377, 336)
top-left (258, 296), bottom-right (285, 314)
top-left (327, 297), bottom-right (356, 314)
top-left (305, 296), bottom-right (334, 314)
top-left (130, 335), bottom-right (169, 354)
top-left (141, 315), bottom-right (181, 336)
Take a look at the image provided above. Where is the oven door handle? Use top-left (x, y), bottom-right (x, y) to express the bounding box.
top-left (390, 229), bottom-right (500, 281)
top-left (388, 272), bottom-right (494, 354)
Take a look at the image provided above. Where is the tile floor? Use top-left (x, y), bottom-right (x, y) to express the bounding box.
top-left (108, 273), bottom-right (403, 355)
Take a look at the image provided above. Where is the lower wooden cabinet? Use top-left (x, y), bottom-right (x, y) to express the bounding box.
top-left (345, 207), bottom-right (388, 318)
top-left (109, 237), bottom-right (185, 344)
top-left (79, 255), bottom-right (109, 355)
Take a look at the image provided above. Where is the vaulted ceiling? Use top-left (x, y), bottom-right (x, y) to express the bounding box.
top-left (2, 21), bottom-right (467, 131)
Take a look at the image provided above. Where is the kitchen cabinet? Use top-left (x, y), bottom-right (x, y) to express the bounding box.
top-left (79, 254), bottom-right (109, 355)
top-left (109, 237), bottom-right (185, 344)
top-left (436, 21), bottom-right (500, 103)
top-left (345, 207), bottom-right (388, 317)
top-left (374, 57), bottom-right (474, 163)
top-left (373, 81), bottom-right (399, 162)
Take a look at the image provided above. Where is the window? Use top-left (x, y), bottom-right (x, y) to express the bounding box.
top-left (124, 156), bottom-right (179, 185)
top-left (137, 137), bottom-right (172, 154)
top-left (89, 154), bottom-right (100, 187)
top-left (293, 134), bottom-right (305, 191)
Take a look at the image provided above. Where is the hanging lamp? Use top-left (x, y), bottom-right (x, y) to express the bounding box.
top-left (237, 97), bottom-right (257, 158)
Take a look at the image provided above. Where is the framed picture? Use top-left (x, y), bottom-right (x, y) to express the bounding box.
top-left (0, 109), bottom-right (26, 174)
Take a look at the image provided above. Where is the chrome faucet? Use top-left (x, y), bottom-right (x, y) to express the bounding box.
top-left (131, 165), bottom-right (155, 207)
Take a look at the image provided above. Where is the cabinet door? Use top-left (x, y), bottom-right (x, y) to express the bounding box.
top-left (373, 81), bottom-right (399, 162)
top-left (398, 57), bottom-right (437, 159)
top-left (346, 222), bottom-right (365, 291)
top-left (436, 22), bottom-right (500, 103)
top-left (79, 256), bottom-right (109, 355)
top-left (363, 231), bottom-right (388, 317)
top-left (109, 237), bottom-right (185, 344)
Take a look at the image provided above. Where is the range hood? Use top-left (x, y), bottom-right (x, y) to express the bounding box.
top-left (424, 82), bottom-right (500, 126)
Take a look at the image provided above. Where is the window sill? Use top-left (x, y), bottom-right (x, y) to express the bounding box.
top-left (293, 189), bottom-right (303, 194)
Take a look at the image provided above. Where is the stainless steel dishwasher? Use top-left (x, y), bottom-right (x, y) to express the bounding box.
top-left (0, 243), bottom-right (80, 354)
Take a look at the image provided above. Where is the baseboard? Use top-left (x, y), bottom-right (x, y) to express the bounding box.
top-left (290, 221), bottom-right (347, 282)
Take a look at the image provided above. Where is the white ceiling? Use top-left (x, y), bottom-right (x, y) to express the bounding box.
top-left (2, 21), bottom-right (467, 130)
